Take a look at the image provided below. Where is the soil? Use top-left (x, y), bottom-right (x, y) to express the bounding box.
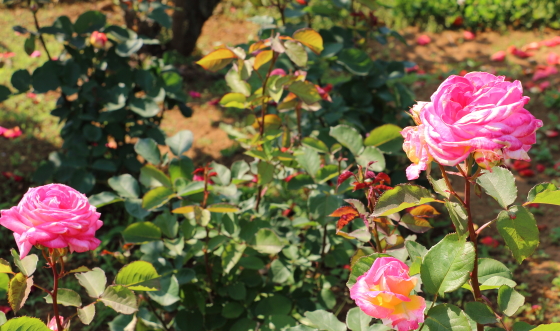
top-left (1, 2), bottom-right (560, 326)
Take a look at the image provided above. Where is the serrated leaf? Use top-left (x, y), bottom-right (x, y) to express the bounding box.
top-left (305, 310), bottom-right (346, 331)
top-left (425, 304), bottom-right (471, 331)
top-left (75, 267), bottom-right (107, 298)
top-left (445, 201), bottom-right (468, 237)
top-left (116, 261), bottom-right (160, 291)
top-left (465, 302), bottom-right (497, 324)
top-left (100, 285), bottom-right (138, 314)
top-left (0, 317), bottom-right (50, 331)
top-left (142, 186), bottom-right (175, 210)
top-left (421, 233), bottom-right (475, 296)
top-left (373, 184), bottom-right (437, 217)
top-left (284, 40), bottom-right (308, 67)
top-left (288, 80), bottom-right (321, 105)
top-left (44, 288), bottom-right (82, 307)
top-left (346, 307), bottom-right (372, 331)
top-left (140, 164), bottom-right (172, 188)
top-left (476, 167), bottom-right (517, 208)
top-left (356, 146), bottom-right (386, 171)
top-left (248, 228), bottom-right (286, 255)
top-left (406, 241), bottom-right (428, 275)
top-left (526, 182), bottom-right (560, 206)
top-left (134, 138), bottom-right (161, 165)
top-left (8, 273), bottom-right (32, 314)
top-left (497, 205), bottom-right (539, 264)
top-left (292, 28), bottom-right (324, 54)
top-left (207, 203), bottom-right (240, 213)
top-left (11, 249), bottom-right (37, 277)
top-left (78, 302), bottom-right (96, 325)
top-left (329, 125), bottom-right (363, 155)
top-left (166, 130), bottom-right (194, 156)
top-left (108, 174), bottom-right (140, 199)
top-left (0, 259), bottom-right (12, 274)
top-left (498, 285), bottom-right (524, 316)
top-left (123, 222), bottom-right (162, 243)
top-left (196, 48), bottom-right (238, 72)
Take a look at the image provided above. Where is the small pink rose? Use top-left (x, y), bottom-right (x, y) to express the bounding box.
top-left (491, 50), bottom-right (506, 62)
top-left (416, 34), bottom-right (431, 45)
top-left (463, 31), bottom-right (475, 40)
top-left (90, 31), bottom-right (108, 49)
top-left (29, 50), bottom-right (41, 58)
top-left (1, 126), bottom-right (22, 139)
top-left (189, 91), bottom-right (201, 98)
top-left (547, 52), bottom-right (560, 66)
top-left (0, 184), bottom-right (103, 258)
top-left (47, 316), bottom-right (65, 330)
top-left (270, 68), bottom-right (287, 76)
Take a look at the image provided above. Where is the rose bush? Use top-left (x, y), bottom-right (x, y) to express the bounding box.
top-left (402, 72), bottom-right (543, 179)
top-left (0, 184), bottom-right (103, 258)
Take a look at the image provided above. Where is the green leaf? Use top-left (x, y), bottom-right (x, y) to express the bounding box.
top-left (347, 253), bottom-right (390, 289)
top-left (445, 201), bottom-right (468, 237)
top-left (169, 156), bottom-right (194, 183)
top-left (147, 7), bottom-right (172, 28)
top-left (11, 70), bottom-right (31, 92)
top-left (346, 307), bottom-right (372, 331)
top-left (100, 285), bottom-right (138, 314)
top-left (0, 259), bottom-right (12, 274)
top-left (477, 258), bottom-right (513, 283)
top-left (464, 302), bottom-right (497, 324)
top-left (24, 35), bottom-right (36, 55)
top-left (336, 48), bottom-right (374, 75)
top-left (258, 161), bottom-right (275, 185)
top-left (512, 322), bottom-right (536, 331)
top-left (329, 125), bottom-right (363, 155)
top-left (75, 267), bottom-right (107, 298)
top-left (424, 304), bottom-right (471, 331)
top-left (108, 174), bottom-right (140, 198)
top-left (32, 62), bottom-right (60, 93)
top-left (0, 311), bottom-right (5, 327)
top-left (526, 182), bottom-right (560, 206)
top-left (222, 302), bottom-right (245, 319)
top-left (0, 85), bottom-right (11, 103)
top-left (255, 295), bottom-right (292, 316)
top-left (356, 146), bottom-right (386, 172)
top-left (316, 165), bottom-right (340, 184)
top-left (0, 317), bottom-right (50, 331)
top-left (220, 92), bottom-right (247, 108)
top-left (116, 39), bottom-right (143, 57)
top-left (123, 222), bottom-right (162, 243)
top-left (406, 241), bottom-right (428, 275)
top-left (308, 193), bottom-right (343, 225)
top-left (428, 176), bottom-right (451, 199)
top-left (271, 258), bottom-right (292, 284)
top-left (166, 130), bottom-right (194, 156)
top-left (249, 228), bottom-right (286, 255)
top-left (11, 249), bottom-right (38, 277)
top-left (305, 310), bottom-right (346, 331)
top-left (8, 273), bottom-right (32, 314)
top-left (364, 124), bottom-right (404, 153)
top-left (225, 68), bottom-right (251, 97)
top-left (0, 274), bottom-right (9, 300)
top-left (496, 205), bottom-right (539, 264)
top-left (532, 324), bottom-right (560, 331)
top-left (421, 233), bottom-right (475, 296)
top-left (116, 261), bottom-right (160, 291)
top-left (400, 214), bottom-right (433, 233)
top-left (373, 184), bottom-right (437, 217)
top-left (288, 80), bottom-right (321, 104)
top-left (135, 138), bottom-right (161, 165)
top-left (284, 40), bottom-right (308, 67)
top-left (140, 164), bottom-right (172, 188)
top-left (74, 10), bottom-right (106, 34)
top-left (78, 302), bottom-right (96, 325)
top-left (142, 186), bottom-right (175, 210)
top-left (476, 167), bottom-right (517, 209)
top-left (222, 242), bottom-right (246, 274)
top-left (153, 211), bottom-right (178, 238)
top-left (498, 285), bottom-right (524, 316)
top-left (147, 275), bottom-right (180, 306)
top-left (125, 199), bottom-right (150, 219)
top-left (207, 203), bottom-right (240, 213)
top-left (295, 147), bottom-right (321, 177)
top-left (302, 137), bottom-right (329, 153)
top-left (89, 192), bottom-right (123, 208)
top-left (44, 288), bottom-right (82, 307)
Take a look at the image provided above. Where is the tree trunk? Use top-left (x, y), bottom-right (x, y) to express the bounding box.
top-left (171, 0), bottom-right (222, 56)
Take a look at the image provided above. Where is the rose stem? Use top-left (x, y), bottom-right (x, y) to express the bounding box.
top-left (50, 253), bottom-right (64, 331)
top-left (462, 163), bottom-right (483, 331)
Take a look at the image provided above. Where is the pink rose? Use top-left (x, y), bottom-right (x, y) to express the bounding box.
top-left (416, 35), bottom-right (431, 46)
top-left (90, 31), bottom-right (108, 49)
top-left (401, 72), bottom-right (542, 179)
top-left (0, 184), bottom-right (103, 258)
top-left (47, 316), bottom-right (64, 330)
top-left (490, 51), bottom-right (506, 62)
top-left (350, 257), bottom-right (426, 331)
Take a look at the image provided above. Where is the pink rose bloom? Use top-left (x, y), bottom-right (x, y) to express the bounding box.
top-left (270, 68), bottom-right (287, 76)
top-left (0, 184), bottom-right (103, 258)
top-left (350, 257), bottom-right (425, 331)
top-left (401, 72), bottom-right (542, 179)
top-left (47, 316), bottom-right (64, 330)
top-left (89, 31), bottom-right (108, 49)
top-left (416, 35), bottom-right (431, 46)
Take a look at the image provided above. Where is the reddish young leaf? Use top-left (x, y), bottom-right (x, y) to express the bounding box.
top-left (330, 206), bottom-right (360, 230)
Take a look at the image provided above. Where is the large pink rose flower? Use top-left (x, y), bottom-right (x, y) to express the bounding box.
top-left (0, 184), bottom-right (103, 258)
top-left (401, 72), bottom-right (542, 180)
top-left (350, 257), bottom-right (425, 331)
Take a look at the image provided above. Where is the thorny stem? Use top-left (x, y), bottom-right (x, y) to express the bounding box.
top-left (145, 296), bottom-right (171, 331)
top-left (201, 165), bottom-right (210, 209)
top-left (475, 218), bottom-right (498, 236)
top-left (49, 254), bottom-right (64, 331)
top-left (438, 163), bottom-right (467, 209)
top-left (32, 9), bottom-right (52, 61)
top-left (372, 222), bottom-right (382, 253)
top-left (462, 162), bottom-right (484, 331)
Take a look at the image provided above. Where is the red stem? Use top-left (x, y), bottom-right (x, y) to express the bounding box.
top-left (50, 254), bottom-right (63, 331)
